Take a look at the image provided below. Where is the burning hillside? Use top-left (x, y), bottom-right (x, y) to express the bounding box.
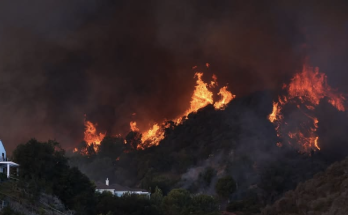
top-left (79, 63), bottom-right (347, 154)
top-left (81, 65), bottom-right (236, 151)
top-left (269, 65), bottom-right (346, 153)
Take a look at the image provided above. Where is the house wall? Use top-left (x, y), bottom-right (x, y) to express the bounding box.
top-left (114, 191), bottom-right (150, 197)
top-left (96, 188), bottom-right (150, 198)
top-left (0, 140), bottom-right (6, 161)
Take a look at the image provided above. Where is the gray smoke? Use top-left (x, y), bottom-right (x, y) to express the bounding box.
top-left (0, 0), bottom-right (348, 153)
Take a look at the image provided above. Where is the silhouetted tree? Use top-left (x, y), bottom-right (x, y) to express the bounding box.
top-left (162, 189), bottom-right (191, 215)
top-left (13, 139), bottom-right (96, 215)
top-left (215, 175), bottom-right (236, 199)
top-left (99, 136), bottom-right (124, 159)
top-left (125, 131), bottom-right (142, 150)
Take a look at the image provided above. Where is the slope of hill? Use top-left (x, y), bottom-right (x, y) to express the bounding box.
top-left (0, 180), bottom-right (73, 215)
top-left (70, 91), bottom-right (337, 212)
top-left (261, 156), bottom-right (348, 215)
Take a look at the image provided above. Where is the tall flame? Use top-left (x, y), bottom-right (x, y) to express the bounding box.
top-left (269, 65), bottom-right (345, 153)
top-left (214, 86), bottom-right (236, 110)
top-left (183, 72), bottom-right (214, 116)
top-left (84, 119), bottom-right (106, 151)
top-left (140, 123), bottom-right (165, 148)
top-left (130, 121), bottom-right (139, 132)
top-left (131, 67), bottom-right (236, 149)
top-left (81, 65), bottom-right (236, 151)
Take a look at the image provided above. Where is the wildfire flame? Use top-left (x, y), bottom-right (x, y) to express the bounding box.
top-left (214, 86), bottom-right (236, 110)
top-left (84, 119), bottom-right (106, 151)
top-left (209, 74), bottom-right (218, 88)
top-left (183, 72), bottom-right (214, 116)
top-left (269, 65), bottom-right (345, 153)
top-left (80, 65), bottom-right (236, 151)
top-left (131, 67), bottom-right (236, 149)
top-left (130, 121), bottom-right (139, 132)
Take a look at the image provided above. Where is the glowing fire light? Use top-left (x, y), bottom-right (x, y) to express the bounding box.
top-left (268, 102), bottom-right (282, 123)
top-left (130, 121), bottom-right (139, 132)
top-left (214, 86), bottom-right (236, 110)
top-left (209, 74), bottom-right (218, 88)
top-left (183, 72), bottom-right (214, 116)
top-left (84, 119), bottom-right (106, 151)
top-left (139, 123), bottom-right (165, 149)
top-left (131, 67), bottom-right (236, 149)
top-left (81, 65), bottom-right (235, 151)
top-left (269, 65), bottom-right (345, 153)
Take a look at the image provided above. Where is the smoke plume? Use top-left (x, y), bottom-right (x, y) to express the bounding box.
top-left (0, 0), bottom-right (348, 152)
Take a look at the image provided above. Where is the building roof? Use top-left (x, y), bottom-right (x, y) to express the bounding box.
top-left (95, 182), bottom-right (127, 190)
top-left (95, 182), bottom-right (149, 192)
top-left (0, 161), bottom-right (19, 167)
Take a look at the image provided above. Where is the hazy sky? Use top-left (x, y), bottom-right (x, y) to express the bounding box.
top-left (0, 0), bottom-right (348, 153)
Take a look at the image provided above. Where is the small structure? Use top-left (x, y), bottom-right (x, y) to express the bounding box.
top-left (96, 178), bottom-right (150, 197)
top-left (0, 140), bottom-right (19, 178)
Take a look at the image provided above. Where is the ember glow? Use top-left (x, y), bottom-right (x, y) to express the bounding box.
top-left (84, 119), bottom-right (106, 151)
top-left (269, 65), bottom-right (346, 153)
top-left (130, 121), bottom-right (139, 132)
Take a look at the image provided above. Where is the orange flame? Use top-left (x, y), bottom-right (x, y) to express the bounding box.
top-left (209, 74), bottom-right (218, 88)
top-left (138, 123), bottom-right (165, 149)
top-left (83, 64), bottom-right (235, 151)
top-left (129, 66), bottom-right (236, 150)
top-left (84, 119), bottom-right (106, 151)
top-left (268, 102), bottom-right (282, 123)
top-left (269, 65), bottom-right (345, 153)
top-left (214, 86), bottom-right (236, 110)
top-left (183, 72), bottom-right (214, 116)
top-left (287, 66), bottom-right (345, 111)
top-left (130, 121), bottom-right (139, 132)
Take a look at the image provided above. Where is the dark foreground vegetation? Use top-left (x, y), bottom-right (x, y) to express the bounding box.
top-left (3, 138), bottom-right (348, 215)
top-left (70, 94), bottom-right (341, 214)
top-left (1, 139), bottom-right (221, 215)
top-left (2, 93), bottom-right (348, 214)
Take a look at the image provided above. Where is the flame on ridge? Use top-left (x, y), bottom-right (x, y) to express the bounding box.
top-left (83, 118), bottom-right (106, 151)
top-left (214, 86), bottom-right (236, 110)
top-left (80, 65), bottom-right (236, 152)
top-left (132, 68), bottom-right (236, 149)
top-left (268, 65), bottom-right (345, 153)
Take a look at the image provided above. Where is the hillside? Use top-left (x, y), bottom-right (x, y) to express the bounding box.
top-left (0, 180), bottom-right (73, 215)
top-left (261, 156), bottom-right (348, 215)
top-left (70, 91), bottom-right (339, 211)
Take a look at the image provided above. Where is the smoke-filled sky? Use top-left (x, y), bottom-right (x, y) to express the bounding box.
top-left (0, 0), bottom-right (348, 152)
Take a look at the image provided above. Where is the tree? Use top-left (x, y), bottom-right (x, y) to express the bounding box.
top-left (199, 167), bottom-right (216, 187)
top-left (55, 167), bottom-right (96, 214)
top-left (12, 139), bottom-right (96, 215)
top-left (98, 136), bottom-right (124, 159)
top-left (151, 186), bottom-right (164, 206)
top-left (215, 175), bottom-right (236, 199)
top-left (13, 139), bottom-right (68, 191)
top-left (190, 194), bottom-right (219, 214)
top-left (125, 131), bottom-right (142, 150)
top-left (162, 189), bottom-right (191, 215)
top-left (95, 192), bottom-right (119, 215)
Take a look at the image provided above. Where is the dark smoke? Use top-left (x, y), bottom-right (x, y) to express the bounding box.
top-left (0, 0), bottom-right (348, 152)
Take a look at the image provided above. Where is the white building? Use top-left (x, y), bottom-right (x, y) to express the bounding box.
top-left (0, 140), bottom-right (19, 178)
top-left (96, 178), bottom-right (150, 197)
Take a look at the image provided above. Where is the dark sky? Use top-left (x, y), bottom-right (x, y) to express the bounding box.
top-left (0, 0), bottom-right (348, 153)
